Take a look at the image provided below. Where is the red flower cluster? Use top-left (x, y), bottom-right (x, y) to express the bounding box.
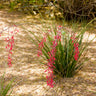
top-left (45, 40), bottom-right (57, 88)
top-left (5, 25), bottom-right (19, 67)
top-left (46, 27), bottom-right (62, 87)
top-left (46, 70), bottom-right (55, 88)
top-left (71, 34), bottom-right (79, 61)
top-left (5, 36), bottom-right (14, 67)
top-left (37, 26), bottom-right (62, 88)
top-left (54, 35), bottom-right (61, 41)
top-left (45, 30), bottom-right (62, 87)
top-left (74, 43), bottom-right (79, 61)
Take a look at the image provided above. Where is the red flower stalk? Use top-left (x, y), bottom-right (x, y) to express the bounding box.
top-left (37, 50), bottom-right (42, 57)
top-left (45, 38), bottom-right (58, 88)
top-left (38, 28), bottom-right (62, 88)
top-left (4, 25), bottom-right (19, 67)
top-left (5, 36), bottom-right (14, 67)
top-left (54, 35), bottom-right (61, 41)
top-left (46, 71), bottom-right (55, 88)
top-left (57, 25), bottom-right (62, 30)
top-left (71, 34), bottom-right (79, 61)
top-left (74, 43), bottom-right (79, 61)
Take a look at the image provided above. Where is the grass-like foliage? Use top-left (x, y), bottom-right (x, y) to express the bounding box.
top-left (27, 21), bottom-right (95, 87)
top-left (0, 73), bottom-right (14, 96)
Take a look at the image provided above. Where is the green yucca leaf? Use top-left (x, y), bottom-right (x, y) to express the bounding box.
top-left (0, 73), bottom-right (14, 96)
top-left (42, 48), bottom-right (49, 60)
top-left (2, 83), bottom-right (12, 96)
top-left (0, 72), bottom-right (5, 93)
top-left (47, 34), bottom-right (53, 46)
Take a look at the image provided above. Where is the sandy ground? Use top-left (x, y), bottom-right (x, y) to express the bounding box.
top-left (0, 9), bottom-right (96, 96)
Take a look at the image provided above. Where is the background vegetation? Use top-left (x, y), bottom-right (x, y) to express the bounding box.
top-left (0, 0), bottom-right (96, 21)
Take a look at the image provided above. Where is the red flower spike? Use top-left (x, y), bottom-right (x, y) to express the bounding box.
top-left (71, 34), bottom-right (79, 61)
top-left (37, 50), bottom-right (42, 57)
top-left (45, 38), bottom-right (58, 88)
top-left (3, 26), bottom-right (18, 67)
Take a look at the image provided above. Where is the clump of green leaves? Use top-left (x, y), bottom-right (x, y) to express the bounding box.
top-left (0, 73), bottom-right (14, 96)
top-left (24, 19), bottom-right (96, 87)
top-left (28, 21), bottom-right (95, 78)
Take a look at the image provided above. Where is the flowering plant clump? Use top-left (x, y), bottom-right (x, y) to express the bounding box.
top-left (0, 25), bottom-right (19, 96)
top-left (29, 24), bottom-right (95, 88)
top-left (0, 25), bottom-right (19, 67)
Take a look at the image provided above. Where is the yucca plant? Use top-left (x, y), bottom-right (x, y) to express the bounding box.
top-left (0, 73), bottom-right (14, 96)
top-left (25, 20), bottom-right (95, 87)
